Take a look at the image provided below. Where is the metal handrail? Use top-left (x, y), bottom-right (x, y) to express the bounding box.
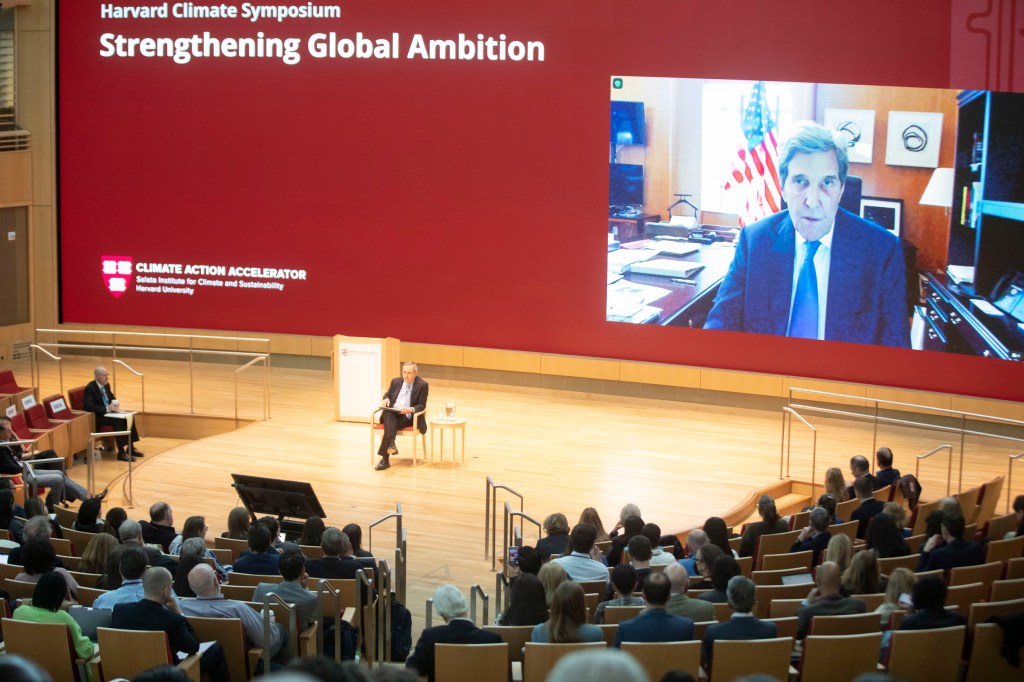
top-left (1009, 452), bottom-right (1024, 513)
top-left (915, 444), bottom-right (954, 496)
top-left (316, 580), bottom-right (343, 660)
top-left (394, 528), bottom-right (407, 604)
top-left (495, 571), bottom-right (511, 612)
top-left (375, 560), bottom-right (392, 663)
top-left (502, 501), bottom-right (541, 573)
top-left (112, 359), bottom-right (145, 413)
top-left (425, 597), bottom-right (434, 629)
top-left (486, 476), bottom-right (525, 569)
top-left (262, 593), bottom-right (295, 674)
top-left (36, 328), bottom-right (270, 343)
top-left (780, 407), bottom-right (817, 497)
top-left (90, 429), bottom-right (136, 506)
top-left (469, 584), bottom-right (489, 625)
top-left (234, 355), bottom-right (269, 425)
top-left (29, 344), bottom-right (63, 396)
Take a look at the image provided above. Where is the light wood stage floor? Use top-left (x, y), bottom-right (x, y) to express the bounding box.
top-left (20, 354), bottom-right (1022, 627)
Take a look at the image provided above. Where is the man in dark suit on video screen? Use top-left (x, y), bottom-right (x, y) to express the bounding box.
top-left (375, 361), bottom-right (428, 470)
top-left (704, 121), bottom-right (910, 348)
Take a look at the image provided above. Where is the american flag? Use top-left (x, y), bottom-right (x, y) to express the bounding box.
top-left (723, 81), bottom-right (782, 226)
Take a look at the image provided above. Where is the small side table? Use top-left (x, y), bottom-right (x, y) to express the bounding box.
top-left (429, 416), bottom-right (467, 464)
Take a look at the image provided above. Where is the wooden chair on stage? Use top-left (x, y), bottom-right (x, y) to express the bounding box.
top-left (370, 407), bottom-right (426, 466)
top-left (522, 642), bottom-right (605, 682)
top-left (621, 641), bottom-right (701, 682)
top-left (885, 625), bottom-right (965, 682)
top-left (435, 643), bottom-right (509, 682)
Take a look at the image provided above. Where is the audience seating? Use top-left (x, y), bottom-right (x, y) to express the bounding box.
top-left (989, 577), bottom-right (1024, 602)
top-left (220, 584), bottom-right (257, 602)
top-left (944, 582), bottom-right (987, 617)
top-left (4, 578), bottom-right (40, 600)
top-left (807, 611), bottom-right (880, 636)
top-left (67, 571), bottom-right (102, 588)
top-left (76, 586), bottom-right (106, 607)
top-left (583, 591), bottom-right (598, 623)
top-left (436, 643), bottom-right (509, 682)
top-left (369, 406), bottom-right (427, 466)
top-left (1, 617), bottom-right (92, 682)
top-left (709, 637), bottom-right (794, 682)
top-left (949, 561), bottom-right (1003, 589)
top-left (597, 623), bottom-right (617, 648)
top-left (830, 520), bottom-right (860, 545)
top-left (985, 512), bottom-right (1018, 540)
top-left (0, 562), bottom-right (22, 580)
top-left (754, 583), bottom-right (812, 618)
top-left (95, 627), bottom-right (201, 682)
top-left (735, 555), bottom-right (753, 577)
top-left (754, 529), bottom-right (802, 569)
top-left (24, 404), bottom-right (74, 466)
top-left (974, 477), bottom-right (1004, 528)
top-left (965, 623), bottom-right (1024, 682)
top-left (878, 554), bottom-right (919, 574)
top-left (522, 641), bottom-right (604, 682)
top-left (856, 592), bottom-right (885, 611)
top-left (42, 394), bottom-right (93, 459)
top-left (229, 572), bottom-right (284, 586)
top-left (957, 487), bottom-right (981, 524)
top-left (692, 620), bottom-right (715, 643)
top-left (761, 550), bottom-right (813, 571)
top-left (906, 533), bottom-right (927, 553)
top-left (57, 554), bottom-right (82, 570)
top-left (185, 615), bottom-right (252, 682)
top-left (911, 499), bottom-right (943, 535)
top-left (763, 616), bottom-right (799, 639)
top-left (1008, 557), bottom-right (1024, 580)
top-left (835, 497), bottom-right (860, 522)
top-left (61, 527), bottom-right (98, 556)
top-left (800, 631), bottom-right (882, 681)
top-left (985, 534), bottom-right (1024, 568)
top-left (602, 605), bottom-right (643, 625)
top-left (54, 505), bottom-right (79, 528)
top-left (712, 602), bottom-right (731, 622)
top-left (482, 625), bottom-right (532, 672)
top-left (576, 580), bottom-right (605, 596)
top-left (872, 485), bottom-right (895, 503)
top-left (885, 625), bottom-right (966, 682)
top-left (967, 597), bottom-right (1024, 631)
top-left (621, 641), bottom-right (701, 682)
top-left (788, 509), bottom-right (811, 531)
top-left (767, 598), bottom-right (804, 619)
top-left (213, 536), bottom-right (249, 561)
top-left (752, 566), bottom-right (810, 586)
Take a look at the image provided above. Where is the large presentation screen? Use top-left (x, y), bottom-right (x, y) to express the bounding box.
top-left (56, 1), bottom-right (1024, 401)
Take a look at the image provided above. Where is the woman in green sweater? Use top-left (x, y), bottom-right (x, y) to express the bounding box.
top-left (13, 571), bottom-right (96, 666)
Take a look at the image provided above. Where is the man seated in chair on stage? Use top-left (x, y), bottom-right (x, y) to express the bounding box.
top-left (375, 362), bottom-right (428, 471)
top-left (0, 418), bottom-right (89, 511)
top-left (83, 366), bottom-right (144, 461)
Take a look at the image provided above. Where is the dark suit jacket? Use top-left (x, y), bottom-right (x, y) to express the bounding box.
top-left (83, 380), bottom-right (116, 418)
top-left (898, 609), bottom-right (967, 631)
top-left (874, 468), bottom-right (901, 488)
top-left (703, 615), bottom-right (778, 667)
top-left (704, 208), bottom-right (910, 347)
top-left (383, 376), bottom-right (429, 433)
top-left (111, 598), bottom-right (199, 657)
top-left (615, 608), bottom-right (694, 646)
top-left (918, 538), bottom-right (986, 573)
top-left (141, 522), bottom-right (177, 553)
top-left (790, 530), bottom-right (831, 562)
top-left (405, 618), bottom-right (502, 682)
top-left (846, 473), bottom-right (878, 500)
top-left (305, 555), bottom-right (366, 580)
top-left (851, 499), bottom-right (885, 539)
top-left (232, 550), bottom-right (282, 575)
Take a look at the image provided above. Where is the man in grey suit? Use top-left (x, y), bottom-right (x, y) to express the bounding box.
top-left (375, 362), bottom-right (429, 470)
top-left (253, 549), bottom-right (318, 630)
top-left (702, 575), bottom-right (777, 670)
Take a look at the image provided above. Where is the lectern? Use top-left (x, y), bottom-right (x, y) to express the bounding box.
top-left (333, 334), bottom-right (400, 422)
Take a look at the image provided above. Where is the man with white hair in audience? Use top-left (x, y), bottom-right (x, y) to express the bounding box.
top-left (679, 528), bottom-right (709, 576)
top-left (7, 515), bottom-right (55, 566)
top-left (180, 563), bottom-right (284, 659)
top-left (405, 584), bottom-right (502, 682)
top-left (664, 562), bottom-right (714, 622)
top-left (120, 518), bottom-right (178, 573)
top-left (610, 502), bottom-right (642, 536)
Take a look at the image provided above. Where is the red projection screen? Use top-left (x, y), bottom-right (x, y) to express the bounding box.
top-left (56, 1), bottom-right (1024, 401)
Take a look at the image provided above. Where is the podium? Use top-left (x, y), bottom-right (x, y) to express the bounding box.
top-left (333, 335), bottom-right (401, 422)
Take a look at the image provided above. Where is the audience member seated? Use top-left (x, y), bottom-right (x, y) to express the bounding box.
top-left (232, 522), bottom-right (282, 575)
top-left (1013, 495), bottom-right (1024, 538)
top-left (604, 535), bottom-right (653, 600)
top-left (882, 502), bottom-right (910, 538)
top-left (111, 566), bottom-right (229, 682)
top-left (594, 564), bottom-right (645, 624)
top-left (874, 567), bottom-right (914, 627)
top-left (104, 506), bottom-right (127, 540)
top-left (74, 497), bottom-right (105, 534)
top-left (938, 496), bottom-right (963, 516)
top-left (531, 581), bottom-right (602, 643)
top-left (79, 532), bottom-right (119, 578)
top-left (607, 515), bottom-right (644, 567)
top-left (0, 417), bottom-right (89, 509)
top-left (173, 537), bottom-right (209, 598)
top-left (739, 495), bottom-right (789, 557)
top-left (141, 502), bottom-right (177, 552)
top-left (7, 515), bottom-right (53, 565)
top-left (253, 549), bottom-right (318, 629)
top-left (609, 503), bottom-right (643, 537)
top-left (259, 516), bottom-right (294, 552)
top-left (552, 523), bottom-right (610, 584)
top-left (536, 513), bottom-right (571, 559)
top-left (874, 447), bottom-right (901, 488)
top-left (824, 467), bottom-right (849, 503)
top-left (12, 571), bottom-right (95, 661)
top-left (15, 537), bottom-right (80, 601)
top-left (697, 555), bottom-right (741, 604)
top-left (517, 545), bottom-right (543, 576)
top-left (703, 517), bottom-right (738, 557)
top-left (850, 475), bottom-right (884, 539)
top-left (95, 545), bottom-right (157, 608)
top-left (796, 561), bottom-right (866, 640)
top-left (180, 563), bottom-right (285, 660)
top-left (97, 544), bottom-right (126, 590)
top-left (538, 562), bottom-right (568, 606)
top-left (24, 497), bottom-right (62, 539)
top-left (897, 575), bottom-right (967, 630)
top-left (298, 515), bottom-right (325, 547)
top-left (842, 549), bottom-right (884, 596)
top-left (406, 584), bottom-right (502, 682)
top-left (615, 572), bottom-right (694, 646)
top-left (0, 487), bottom-right (24, 544)
top-left (790, 507), bottom-right (832, 563)
top-left (845, 455), bottom-right (877, 499)
top-left (495, 572), bottom-right (549, 626)
top-left (169, 516), bottom-right (227, 577)
top-left (918, 512), bottom-right (984, 573)
top-left (341, 523), bottom-right (374, 566)
top-left (305, 527), bottom-right (365, 579)
top-left (643, 523), bottom-right (677, 566)
top-left (817, 493), bottom-right (842, 524)
top-left (692, 544), bottom-right (725, 589)
top-left (702, 575), bottom-right (777, 670)
top-left (679, 529), bottom-right (709, 575)
top-left (222, 507), bottom-right (251, 540)
top-left (664, 563), bottom-right (714, 622)
top-left (120, 519), bottom-right (178, 574)
top-left (579, 507), bottom-right (611, 561)
top-left (0, 655), bottom-right (56, 682)
top-left (865, 513), bottom-right (910, 558)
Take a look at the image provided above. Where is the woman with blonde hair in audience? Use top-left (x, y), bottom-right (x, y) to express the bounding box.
top-left (874, 567), bottom-right (915, 627)
top-left (824, 467), bottom-right (849, 503)
top-left (842, 549), bottom-right (884, 595)
top-left (579, 507), bottom-right (610, 561)
top-left (79, 532), bottom-right (118, 578)
top-left (882, 502), bottom-right (910, 537)
top-left (531, 580), bottom-right (602, 643)
top-left (537, 562), bottom-right (568, 606)
top-left (222, 507), bottom-right (251, 540)
top-left (823, 533), bottom-right (853, 573)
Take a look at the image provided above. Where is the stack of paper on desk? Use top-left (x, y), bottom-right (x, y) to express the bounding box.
top-left (629, 259), bottom-right (704, 277)
top-left (608, 248), bottom-right (658, 274)
top-left (652, 241), bottom-right (700, 257)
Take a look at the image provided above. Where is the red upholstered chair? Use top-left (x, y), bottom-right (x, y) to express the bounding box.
top-left (69, 385), bottom-right (115, 452)
top-left (43, 394), bottom-right (92, 458)
top-left (22, 404), bottom-right (73, 466)
top-left (369, 407), bottom-right (426, 466)
top-left (0, 369), bottom-right (36, 406)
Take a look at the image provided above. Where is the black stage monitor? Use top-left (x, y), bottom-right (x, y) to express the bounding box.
top-left (231, 473), bottom-right (327, 539)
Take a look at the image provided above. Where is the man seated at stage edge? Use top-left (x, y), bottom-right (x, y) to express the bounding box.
top-left (0, 418), bottom-right (89, 510)
top-left (83, 365), bottom-right (145, 460)
top-left (375, 361), bottom-right (428, 471)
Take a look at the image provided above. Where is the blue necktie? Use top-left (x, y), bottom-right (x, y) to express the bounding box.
top-left (789, 241), bottom-right (821, 339)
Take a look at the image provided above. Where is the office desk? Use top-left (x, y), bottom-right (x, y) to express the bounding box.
top-left (610, 239), bottom-right (736, 327)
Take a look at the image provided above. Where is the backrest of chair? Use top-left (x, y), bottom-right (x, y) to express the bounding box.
top-left (986, 513), bottom-right (1019, 541)
top-left (761, 550), bottom-right (813, 572)
top-left (229, 571), bottom-right (283, 586)
top-left (67, 386), bottom-right (86, 411)
top-left (220, 584), bottom-right (256, 602)
top-left (912, 499), bottom-right (943, 535)
top-left (800, 632), bottom-right (882, 681)
top-left (76, 586), bottom-right (107, 607)
top-left (692, 620), bottom-right (714, 643)
top-left (754, 583), bottom-right (812, 619)
top-left (583, 592), bottom-right (599, 623)
top-left (2, 617), bottom-right (80, 682)
top-left (298, 544), bottom-right (324, 559)
top-left (968, 597), bottom-right (1024, 631)
top-left (807, 611), bottom-right (881, 636)
top-left (906, 533), bottom-right (927, 553)
top-left (603, 605), bottom-right (643, 625)
top-left (965, 623), bottom-right (1024, 682)
top-left (54, 506), bottom-right (79, 528)
top-left (51, 537), bottom-right (74, 557)
top-left (836, 498), bottom-right (861, 521)
top-left (735, 556), bottom-right (753, 577)
top-left (62, 527), bottom-right (98, 557)
top-left (0, 562), bottom-right (22, 580)
top-left (10, 412), bottom-right (33, 439)
top-left (752, 566), bottom-right (810, 586)
top-left (43, 394), bottom-right (76, 421)
top-left (25, 404), bottom-right (55, 429)
top-left (4, 578), bottom-right (39, 600)
top-left (522, 641), bottom-right (605, 682)
top-left (186, 615), bottom-right (249, 682)
top-left (96, 627), bottom-right (173, 680)
top-left (950, 561), bottom-right (1003, 589)
top-left (763, 616), bottom-right (799, 639)
top-left (68, 571), bottom-right (102, 589)
top-left (621, 641), bottom-right (701, 682)
top-left (482, 625), bottom-right (533, 664)
top-left (0, 369), bottom-right (17, 391)
top-left (755, 529), bottom-right (802, 568)
top-left (887, 625), bottom-right (966, 682)
top-left (712, 602), bottom-right (731, 622)
top-left (710, 637), bottom-right (794, 682)
top-left (856, 593), bottom-right (885, 612)
top-left (990, 578), bottom-right (1024, 602)
top-left (213, 536), bottom-right (250, 561)
top-left (830, 520), bottom-right (859, 544)
top-left (986, 535), bottom-right (1024, 566)
top-left (872, 485), bottom-right (894, 503)
top-left (1008, 557), bottom-right (1024, 581)
top-left (957, 487), bottom-right (981, 524)
top-left (877, 553), bottom-right (919, 574)
top-left (975, 477), bottom-right (1004, 527)
top-left (767, 598), bottom-right (803, 619)
top-left (436, 643), bottom-right (509, 682)
top-left (576, 580), bottom-right (605, 595)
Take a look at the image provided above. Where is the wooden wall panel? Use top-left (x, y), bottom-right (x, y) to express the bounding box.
top-left (540, 355), bottom-right (620, 381)
top-left (463, 347), bottom-right (541, 374)
top-left (701, 368), bottom-right (783, 396)
top-left (785, 378), bottom-right (870, 407)
top-left (0, 153), bottom-right (32, 205)
top-left (402, 342), bottom-right (464, 367)
top-left (618, 361), bottom-right (701, 388)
